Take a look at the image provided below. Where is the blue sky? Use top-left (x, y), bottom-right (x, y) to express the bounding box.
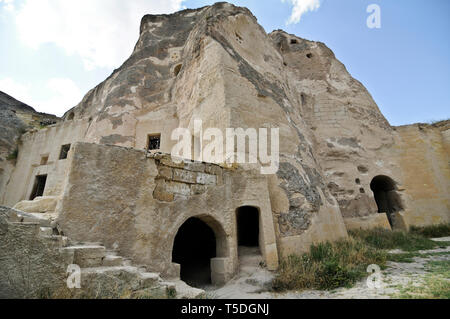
top-left (0, 0), bottom-right (448, 125)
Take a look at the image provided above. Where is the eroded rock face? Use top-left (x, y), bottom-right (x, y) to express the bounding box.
top-left (0, 92), bottom-right (59, 202)
top-left (0, 206), bottom-right (71, 298)
top-left (53, 3), bottom-right (346, 240)
top-left (269, 31), bottom-right (400, 219)
top-left (0, 91), bottom-right (59, 159)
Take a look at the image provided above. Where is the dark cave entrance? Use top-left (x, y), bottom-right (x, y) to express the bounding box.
top-left (236, 206), bottom-right (260, 251)
top-left (172, 217), bottom-right (216, 287)
top-left (370, 175), bottom-right (403, 228)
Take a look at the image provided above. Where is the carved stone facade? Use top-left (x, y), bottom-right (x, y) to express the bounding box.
top-left (0, 3), bottom-right (448, 295)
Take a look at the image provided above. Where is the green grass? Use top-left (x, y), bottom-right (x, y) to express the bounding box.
top-left (392, 260), bottom-right (450, 299)
top-left (427, 118), bottom-right (450, 125)
top-left (387, 252), bottom-right (418, 263)
top-left (410, 224), bottom-right (450, 238)
top-left (6, 148), bottom-right (18, 161)
top-left (272, 237), bottom-right (387, 291)
top-left (273, 228), bottom-right (450, 293)
top-left (350, 228), bottom-right (442, 251)
top-left (387, 251), bottom-right (450, 263)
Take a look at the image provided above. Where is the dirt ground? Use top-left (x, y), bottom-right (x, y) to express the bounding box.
top-left (204, 237), bottom-right (450, 299)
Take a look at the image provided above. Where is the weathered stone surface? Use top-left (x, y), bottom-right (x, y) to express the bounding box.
top-left (0, 92), bottom-right (58, 204)
top-left (55, 142), bottom-right (279, 280)
top-left (0, 206), bottom-right (205, 299)
top-left (13, 196), bottom-right (58, 214)
top-left (344, 213), bottom-right (391, 231)
top-left (0, 206), bottom-right (73, 298)
top-left (0, 2), bottom-right (448, 297)
top-left (196, 172), bottom-right (216, 185)
top-left (173, 169), bottom-right (197, 184)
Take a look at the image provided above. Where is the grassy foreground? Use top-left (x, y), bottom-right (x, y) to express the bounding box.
top-left (272, 225), bottom-right (450, 292)
top-left (272, 236), bottom-right (387, 291)
top-left (392, 260), bottom-right (450, 299)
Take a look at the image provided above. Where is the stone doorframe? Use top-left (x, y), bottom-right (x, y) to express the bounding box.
top-left (169, 214), bottom-right (234, 286)
top-left (234, 200), bottom-right (279, 271)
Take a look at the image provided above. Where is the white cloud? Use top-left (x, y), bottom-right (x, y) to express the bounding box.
top-left (41, 78), bottom-right (83, 115)
top-left (0, 77), bottom-right (82, 116)
top-left (0, 77), bottom-right (31, 104)
top-left (282, 0), bottom-right (321, 24)
top-left (0, 0), bottom-right (15, 11)
top-left (14, 0), bottom-right (185, 70)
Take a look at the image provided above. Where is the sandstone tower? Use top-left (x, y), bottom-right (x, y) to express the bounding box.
top-left (1, 3), bottom-right (448, 293)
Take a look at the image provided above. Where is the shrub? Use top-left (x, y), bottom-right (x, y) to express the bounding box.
top-left (6, 148), bottom-right (18, 161)
top-left (410, 224), bottom-right (450, 238)
top-left (272, 237), bottom-right (386, 292)
top-left (350, 228), bottom-right (440, 251)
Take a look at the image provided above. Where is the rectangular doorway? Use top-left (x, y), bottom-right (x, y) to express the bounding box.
top-left (29, 174), bottom-right (47, 200)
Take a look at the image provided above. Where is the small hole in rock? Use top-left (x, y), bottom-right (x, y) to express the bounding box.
top-left (360, 188), bottom-right (365, 194)
top-left (301, 93), bottom-right (306, 105)
top-left (355, 178), bottom-right (361, 185)
top-left (174, 64), bottom-right (182, 76)
top-left (357, 165), bottom-right (369, 173)
top-left (306, 53), bottom-right (313, 59)
top-left (290, 39), bottom-right (297, 44)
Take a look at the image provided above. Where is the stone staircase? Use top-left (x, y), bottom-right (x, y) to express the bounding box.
top-left (1, 206), bottom-right (205, 299)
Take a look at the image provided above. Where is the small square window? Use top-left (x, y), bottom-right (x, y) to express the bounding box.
top-left (59, 144), bottom-right (71, 160)
top-left (147, 134), bottom-right (161, 151)
top-left (40, 156), bottom-right (49, 165)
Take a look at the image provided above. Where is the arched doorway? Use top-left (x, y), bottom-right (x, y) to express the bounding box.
top-left (370, 175), bottom-right (403, 227)
top-left (236, 206), bottom-right (260, 254)
top-left (172, 216), bottom-right (227, 287)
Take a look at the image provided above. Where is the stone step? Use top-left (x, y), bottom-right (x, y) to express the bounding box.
top-left (13, 196), bottom-right (58, 214)
top-left (122, 258), bottom-right (133, 266)
top-left (79, 266), bottom-right (162, 296)
top-left (71, 241), bottom-right (104, 247)
top-left (168, 280), bottom-right (206, 299)
top-left (81, 265), bottom-right (140, 275)
top-left (139, 272), bottom-right (161, 289)
top-left (105, 250), bottom-right (118, 256)
top-left (62, 245), bottom-right (106, 268)
top-left (81, 266), bottom-right (161, 286)
top-left (39, 226), bottom-right (53, 237)
top-left (10, 222), bottom-right (40, 229)
top-left (42, 235), bottom-right (69, 247)
top-left (101, 255), bottom-right (124, 267)
top-left (8, 211), bottom-right (52, 227)
top-left (80, 266), bottom-right (143, 296)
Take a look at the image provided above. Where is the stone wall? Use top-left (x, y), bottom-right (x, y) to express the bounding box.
top-left (1, 119), bottom-right (90, 207)
top-left (388, 122), bottom-right (450, 228)
top-left (55, 142), bottom-right (280, 283)
top-left (0, 91), bottom-right (59, 206)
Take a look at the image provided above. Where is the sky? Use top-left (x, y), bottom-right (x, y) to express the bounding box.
top-left (0, 0), bottom-right (449, 125)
